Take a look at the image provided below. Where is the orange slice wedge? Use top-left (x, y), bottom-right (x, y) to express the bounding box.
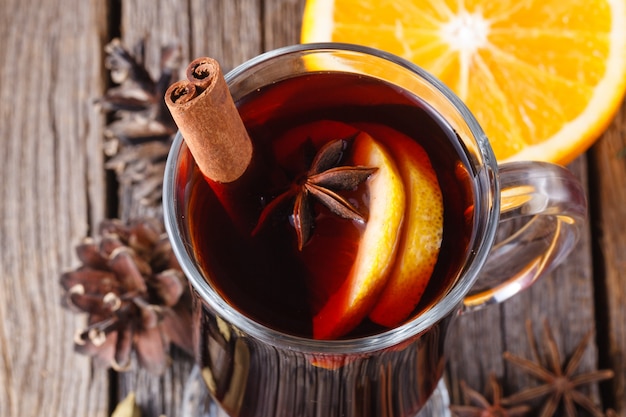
top-left (357, 123), bottom-right (443, 327)
top-left (313, 131), bottom-right (405, 340)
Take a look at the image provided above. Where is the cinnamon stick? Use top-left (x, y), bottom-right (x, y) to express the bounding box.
top-left (165, 57), bottom-right (253, 184)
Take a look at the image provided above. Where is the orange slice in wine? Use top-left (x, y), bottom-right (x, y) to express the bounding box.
top-left (357, 123), bottom-right (443, 327)
top-left (313, 131), bottom-right (405, 339)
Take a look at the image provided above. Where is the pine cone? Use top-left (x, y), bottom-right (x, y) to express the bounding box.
top-left (100, 38), bottom-right (180, 144)
top-left (98, 38), bottom-right (182, 208)
top-left (60, 218), bottom-right (193, 374)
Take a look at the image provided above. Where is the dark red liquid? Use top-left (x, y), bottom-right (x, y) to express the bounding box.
top-left (187, 72), bottom-right (475, 339)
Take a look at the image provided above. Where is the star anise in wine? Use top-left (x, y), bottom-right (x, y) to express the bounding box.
top-left (254, 135), bottom-right (377, 250)
top-left (451, 374), bottom-right (531, 417)
top-left (502, 319), bottom-right (614, 417)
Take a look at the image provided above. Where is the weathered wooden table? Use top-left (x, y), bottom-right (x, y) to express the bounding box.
top-left (1, 0), bottom-right (625, 416)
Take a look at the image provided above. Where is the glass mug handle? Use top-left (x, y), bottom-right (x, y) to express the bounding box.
top-left (462, 161), bottom-right (587, 312)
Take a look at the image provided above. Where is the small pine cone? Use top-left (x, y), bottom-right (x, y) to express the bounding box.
top-left (99, 38), bottom-right (181, 145)
top-left (98, 38), bottom-right (182, 208)
top-left (60, 218), bottom-right (193, 374)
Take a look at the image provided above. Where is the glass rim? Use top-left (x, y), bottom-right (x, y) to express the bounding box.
top-left (163, 42), bottom-right (500, 354)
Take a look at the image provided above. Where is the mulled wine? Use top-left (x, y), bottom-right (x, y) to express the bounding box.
top-left (185, 71), bottom-right (475, 340)
top-left (165, 45), bottom-right (586, 417)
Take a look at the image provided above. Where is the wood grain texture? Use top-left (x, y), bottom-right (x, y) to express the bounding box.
top-left (590, 98), bottom-right (626, 414)
top-left (263, 0), bottom-right (306, 49)
top-left (189, 0), bottom-right (264, 70)
top-left (0, 0), bottom-right (109, 416)
top-left (116, 2), bottom-right (197, 416)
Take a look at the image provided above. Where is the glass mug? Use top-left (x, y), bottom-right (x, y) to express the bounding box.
top-left (164, 43), bottom-right (586, 417)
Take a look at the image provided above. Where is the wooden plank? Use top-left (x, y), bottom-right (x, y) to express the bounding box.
top-left (113, 1), bottom-right (269, 416)
top-left (589, 98), bottom-right (626, 416)
top-left (263, 0), bottom-right (306, 49)
top-left (188, 0), bottom-right (264, 70)
top-left (0, 0), bottom-right (110, 416)
top-left (114, 2), bottom-right (196, 415)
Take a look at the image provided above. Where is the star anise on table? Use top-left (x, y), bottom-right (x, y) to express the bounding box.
top-left (502, 319), bottom-right (614, 417)
top-left (60, 218), bottom-right (193, 374)
top-left (450, 373), bottom-right (532, 417)
top-left (253, 135), bottom-right (377, 249)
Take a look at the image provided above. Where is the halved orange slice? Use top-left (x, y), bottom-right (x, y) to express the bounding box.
top-left (301, 0), bottom-right (626, 164)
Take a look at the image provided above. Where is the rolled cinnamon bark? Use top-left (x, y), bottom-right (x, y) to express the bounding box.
top-left (165, 58), bottom-right (253, 183)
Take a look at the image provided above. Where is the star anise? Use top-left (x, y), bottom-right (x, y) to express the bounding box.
top-left (502, 319), bottom-right (614, 417)
top-left (450, 374), bottom-right (531, 417)
top-left (254, 135), bottom-right (377, 249)
top-left (60, 218), bottom-right (193, 374)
